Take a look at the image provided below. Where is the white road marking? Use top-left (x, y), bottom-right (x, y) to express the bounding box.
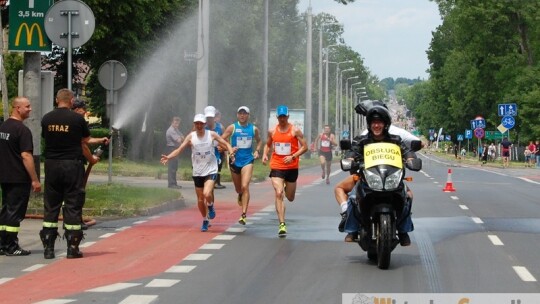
top-left (471, 217), bottom-right (484, 224)
top-left (115, 226), bottom-right (130, 231)
top-left (99, 233), bottom-right (115, 239)
top-left (513, 266), bottom-right (537, 282)
top-left (118, 295), bottom-right (158, 304)
top-left (184, 253), bottom-right (211, 261)
top-left (517, 177), bottom-right (540, 185)
top-left (487, 235), bottom-right (504, 246)
top-left (23, 264), bottom-right (47, 272)
top-left (80, 241), bottom-right (96, 248)
top-left (34, 300), bottom-right (76, 304)
top-left (145, 279), bottom-right (180, 288)
top-left (459, 205), bottom-right (469, 210)
top-left (261, 206), bottom-right (274, 212)
top-left (200, 243), bottom-right (225, 250)
top-left (133, 220), bottom-right (147, 225)
top-left (450, 196), bottom-right (459, 200)
top-left (86, 282), bottom-right (140, 292)
top-left (252, 212), bottom-right (269, 216)
top-left (226, 227), bottom-right (246, 233)
top-left (214, 234), bottom-right (236, 240)
top-left (165, 265), bottom-right (196, 273)
top-left (0, 277), bottom-right (13, 285)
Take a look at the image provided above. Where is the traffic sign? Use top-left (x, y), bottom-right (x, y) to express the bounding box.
top-left (457, 134), bottom-right (464, 141)
top-left (485, 131), bottom-right (504, 140)
top-left (465, 129), bottom-right (473, 139)
top-left (471, 117), bottom-right (486, 129)
top-left (8, 0), bottom-right (53, 51)
top-left (501, 115), bottom-right (515, 129)
top-left (498, 103), bottom-right (517, 116)
top-left (44, 0), bottom-right (95, 49)
top-left (474, 128), bottom-right (485, 139)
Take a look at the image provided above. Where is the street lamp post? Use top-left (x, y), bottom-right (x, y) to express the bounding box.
top-left (334, 61), bottom-right (353, 138)
top-left (306, 3), bottom-right (313, 151)
top-left (318, 24), bottom-right (339, 134)
top-left (324, 45), bottom-right (339, 125)
top-left (339, 69), bottom-right (355, 139)
top-left (345, 76), bottom-right (358, 136)
top-left (350, 81), bottom-right (363, 135)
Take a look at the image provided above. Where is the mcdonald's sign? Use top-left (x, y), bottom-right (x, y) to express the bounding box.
top-left (8, 0), bottom-right (53, 52)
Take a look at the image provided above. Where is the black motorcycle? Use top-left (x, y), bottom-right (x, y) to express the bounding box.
top-left (340, 139), bottom-right (422, 269)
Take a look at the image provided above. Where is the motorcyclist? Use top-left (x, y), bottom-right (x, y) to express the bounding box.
top-left (337, 104), bottom-right (417, 246)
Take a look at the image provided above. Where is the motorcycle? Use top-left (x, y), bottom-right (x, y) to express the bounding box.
top-left (340, 139), bottom-right (422, 269)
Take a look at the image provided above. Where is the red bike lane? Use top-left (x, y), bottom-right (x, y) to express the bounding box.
top-left (0, 173), bottom-right (321, 303)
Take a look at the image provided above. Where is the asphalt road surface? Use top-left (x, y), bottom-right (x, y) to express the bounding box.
top-left (1, 154), bottom-right (539, 304)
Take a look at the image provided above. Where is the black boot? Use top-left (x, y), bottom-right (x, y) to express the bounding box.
top-left (338, 212), bottom-right (347, 232)
top-left (65, 230), bottom-right (84, 259)
top-left (214, 174), bottom-right (226, 189)
top-left (3, 231), bottom-right (31, 256)
top-left (39, 229), bottom-right (58, 259)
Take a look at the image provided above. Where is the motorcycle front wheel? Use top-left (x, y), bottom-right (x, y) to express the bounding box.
top-left (377, 213), bottom-right (393, 269)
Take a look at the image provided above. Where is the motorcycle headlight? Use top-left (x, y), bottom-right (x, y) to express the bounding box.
top-left (364, 169), bottom-right (383, 190)
top-left (384, 169), bottom-right (403, 190)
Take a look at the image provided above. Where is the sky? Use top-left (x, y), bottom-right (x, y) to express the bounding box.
top-left (298, 0), bottom-right (443, 80)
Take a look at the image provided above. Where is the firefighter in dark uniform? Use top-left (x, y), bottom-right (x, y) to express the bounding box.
top-left (0, 97), bottom-right (42, 256)
top-left (39, 89), bottom-right (108, 259)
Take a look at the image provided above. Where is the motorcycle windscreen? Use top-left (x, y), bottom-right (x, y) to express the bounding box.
top-left (363, 142), bottom-right (403, 169)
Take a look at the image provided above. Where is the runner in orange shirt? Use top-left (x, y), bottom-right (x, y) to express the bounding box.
top-left (262, 105), bottom-right (307, 237)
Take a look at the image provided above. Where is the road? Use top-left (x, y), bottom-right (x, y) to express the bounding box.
top-left (1, 155), bottom-right (539, 303)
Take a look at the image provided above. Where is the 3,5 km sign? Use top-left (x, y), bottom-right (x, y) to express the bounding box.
top-left (8, 0), bottom-right (53, 52)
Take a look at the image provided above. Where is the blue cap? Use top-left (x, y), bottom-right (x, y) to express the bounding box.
top-left (276, 105), bottom-right (289, 117)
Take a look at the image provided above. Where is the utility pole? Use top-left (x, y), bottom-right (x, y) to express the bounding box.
top-left (195, 0), bottom-right (209, 114)
top-left (305, 2), bottom-right (312, 152)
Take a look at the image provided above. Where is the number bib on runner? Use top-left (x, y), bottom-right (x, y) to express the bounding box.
top-left (321, 140), bottom-right (331, 147)
top-left (236, 136), bottom-right (252, 149)
top-left (363, 142), bottom-right (402, 169)
top-left (274, 142), bottom-right (292, 155)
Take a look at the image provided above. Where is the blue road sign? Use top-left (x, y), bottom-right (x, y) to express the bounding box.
top-left (471, 118), bottom-right (486, 129)
top-left (498, 103), bottom-right (517, 116)
top-left (501, 115), bottom-right (515, 129)
top-left (465, 129), bottom-right (473, 139)
top-left (457, 134), bottom-right (464, 141)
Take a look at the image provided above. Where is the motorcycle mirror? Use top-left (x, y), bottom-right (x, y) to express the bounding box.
top-left (405, 158), bottom-right (422, 171)
top-left (340, 139), bottom-right (351, 150)
top-left (341, 159), bottom-right (352, 171)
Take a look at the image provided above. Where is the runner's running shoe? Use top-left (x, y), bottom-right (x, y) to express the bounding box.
top-left (278, 222), bottom-right (287, 237)
top-left (208, 204), bottom-right (216, 219)
top-left (238, 213), bottom-right (247, 225)
top-left (201, 220), bottom-right (209, 232)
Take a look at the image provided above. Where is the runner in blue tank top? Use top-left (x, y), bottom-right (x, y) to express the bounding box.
top-left (222, 106), bottom-right (262, 225)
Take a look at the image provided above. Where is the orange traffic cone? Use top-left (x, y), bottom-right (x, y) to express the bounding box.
top-left (442, 168), bottom-right (456, 192)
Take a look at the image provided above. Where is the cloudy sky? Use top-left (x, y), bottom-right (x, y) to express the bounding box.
top-left (298, 0), bottom-right (443, 80)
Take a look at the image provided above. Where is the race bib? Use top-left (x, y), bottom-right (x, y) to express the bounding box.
top-left (321, 140), bottom-right (331, 147)
top-left (236, 136), bottom-right (252, 149)
top-left (274, 142), bottom-right (292, 155)
top-left (363, 143), bottom-right (402, 169)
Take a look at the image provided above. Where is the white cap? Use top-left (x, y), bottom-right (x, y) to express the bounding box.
top-left (204, 106), bottom-right (216, 117)
top-left (237, 106), bottom-right (250, 113)
top-left (193, 114), bottom-right (206, 123)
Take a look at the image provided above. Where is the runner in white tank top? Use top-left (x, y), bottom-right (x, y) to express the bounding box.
top-left (161, 114), bottom-right (236, 232)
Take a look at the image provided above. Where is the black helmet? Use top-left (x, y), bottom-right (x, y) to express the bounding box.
top-left (366, 105), bottom-right (391, 132)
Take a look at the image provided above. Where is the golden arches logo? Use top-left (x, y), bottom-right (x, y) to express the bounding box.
top-left (15, 23), bottom-right (46, 47)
